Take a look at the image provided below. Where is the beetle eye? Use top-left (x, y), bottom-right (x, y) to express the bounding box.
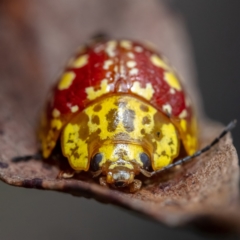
top-left (140, 153), bottom-right (151, 170)
top-left (90, 153), bottom-right (103, 172)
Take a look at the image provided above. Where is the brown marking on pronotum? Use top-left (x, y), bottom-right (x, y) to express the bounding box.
top-left (106, 109), bottom-right (119, 132)
top-left (123, 109), bottom-right (135, 132)
top-left (92, 115), bottom-right (100, 125)
top-left (140, 104), bottom-right (149, 112)
top-left (142, 116), bottom-right (151, 125)
top-left (141, 129), bottom-right (146, 135)
top-left (96, 128), bottom-right (101, 135)
top-left (93, 104), bottom-right (102, 112)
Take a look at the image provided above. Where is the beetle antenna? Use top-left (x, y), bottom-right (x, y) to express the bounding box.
top-left (12, 153), bottom-right (42, 163)
top-left (151, 119), bottom-right (237, 177)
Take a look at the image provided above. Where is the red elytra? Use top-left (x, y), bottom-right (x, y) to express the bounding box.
top-left (52, 40), bottom-right (189, 117)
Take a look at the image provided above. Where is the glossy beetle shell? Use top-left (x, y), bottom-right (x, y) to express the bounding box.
top-left (39, 39), bottom-right (198, 190)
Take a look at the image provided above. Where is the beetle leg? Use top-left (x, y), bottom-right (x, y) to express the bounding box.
top-left (129, 179), bottom-right (142, 193)
top-left (140, 168), bottom-right (152, 177)
top-left (57, 170), bottom-right (75, 179)
top-left (99, 176), bottom-right (108, 187)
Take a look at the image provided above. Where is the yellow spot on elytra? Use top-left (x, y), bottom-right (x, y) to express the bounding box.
top-left (153, 123), bottom-right (179, 169)
top-left (150, 54), bottom-right (170, 70)
top-left (129, 68), bottom-right (139, 75)
top-left (120, 40), bottom-right (132, 49)
top-left (71, 105), bottom-right (79, 113)
top-left (134, 46), bottom-right (143, 52)
top-left (120, 64), bottom-right (125, 76)
top-left (103, 59), bottom-right (113, 70)
top-left (127, 52), bottom-right (135, 59)
top-left (51, 119), bottom-right (62, 130)
top-left (52, 108), bottom-right (60, 118)
top-left (127, 61), bottom-right (137, 68)
top-left (130, 82), bottom-right (154, 100)
top-left (85, 79), bottom-right (110, 100)
top-left (114, 65), bottom-right (118, 72)
top-left (105, 41), bottom-right (117, 57)
top-left (179, 109), bottom-right (187, 118)
top-left (70, 54), bottom-right (88, 68)
top-left (164, 72), bottom-right (182, 91)
top-left (162, 104), bottom-right (172, 115)
top-left (58, 72), bottom-right (75, 90)
top-left (180, 119), bottom-right (187, 132)
top-left (169, 88), bottom-right (176, 94)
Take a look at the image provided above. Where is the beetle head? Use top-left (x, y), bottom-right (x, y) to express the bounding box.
top-left (90, 143), bottom-right (151, 188)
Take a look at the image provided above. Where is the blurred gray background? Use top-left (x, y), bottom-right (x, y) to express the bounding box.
top-left (171, 0), bottom-right (240, 153)
top-left (0, 1), bottom-right (239, 239)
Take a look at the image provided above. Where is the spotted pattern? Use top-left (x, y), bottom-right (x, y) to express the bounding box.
top-left (150, 54), bottom-right (170, 70)
top-left (70, 105), bottom-right (79, 113)
top-left (70, 54), bottom-right (88, 68)
top-left (60, 95), bottom-right (180, 171)
top-left (130, 82), bottom-right (154, 101)
top-left (164, 72), bottom-right (181, 91)
top-left (152, 123), bottom-right (179, 169)
top-left (40, 39), bottom-right (197, 168)
top-left (127, 61), bottom-right (137, 68)
top-left (120, 40), bottom-right (132, 49)
top-left (52, 109), bottom-right (60, 118)
top-left (179, 109), bottom-right (187, 118)
top-left (162, 104), bottom-right (172, 115)
top-left (129, 68), bottom-right (139, 75)
top-left (58, 72), bottom-right (75, 90)
top-left (103, 59), bottom-right (113, 70)
top-left (85, 79), bottom-right (111, 100)
top-left (105, 41), bottom-right (117, 57)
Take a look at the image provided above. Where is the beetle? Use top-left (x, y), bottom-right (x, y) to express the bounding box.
top-left (15, 37), bottom-right (235, 192)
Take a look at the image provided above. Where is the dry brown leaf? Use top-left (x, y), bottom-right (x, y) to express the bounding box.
top-left (0, 0), bottom-right (239, 235)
